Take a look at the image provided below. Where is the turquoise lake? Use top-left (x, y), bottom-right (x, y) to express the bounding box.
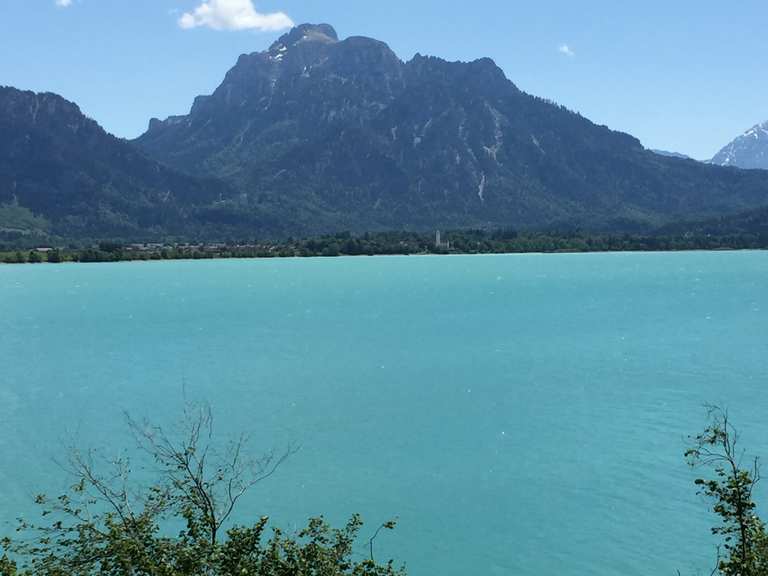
top-left (1, 252), bottom-right (768, 575)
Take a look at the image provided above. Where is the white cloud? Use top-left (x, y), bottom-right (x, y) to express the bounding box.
top-left (55, 0), bottom-right (73, 7)
top-left (558, 44), bottom-right (575, 57)
top-left (179, 0), bottom-right (294, 31)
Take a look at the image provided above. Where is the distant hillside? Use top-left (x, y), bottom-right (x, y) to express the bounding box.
top-left (711, 121), bottom-right (768, 169)
top-left (650, 149), bottom-right (693, 160)
top-left (136, 23), bottom-right (768, 235)
top-left (0, 86), bottom-right (233, 241)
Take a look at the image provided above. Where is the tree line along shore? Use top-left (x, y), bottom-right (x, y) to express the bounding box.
top-left (2, 229), bottom-right (768, 264)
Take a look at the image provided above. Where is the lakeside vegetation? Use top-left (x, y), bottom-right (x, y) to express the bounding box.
top-left (0, 404), bottom-right (404, 576)
top-left (2, 405), bottom-right (767, 575)
top-left (2, 228), bottom-right (768, 264)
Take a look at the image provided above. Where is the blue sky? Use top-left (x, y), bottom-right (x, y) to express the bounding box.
top-left (2, 0), bottom-right (766, 159)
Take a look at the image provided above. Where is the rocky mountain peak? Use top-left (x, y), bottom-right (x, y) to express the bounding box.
top-left (131, 25), bottom-right (768, 237)
top-left (269, 23), bottom-right (338, 53)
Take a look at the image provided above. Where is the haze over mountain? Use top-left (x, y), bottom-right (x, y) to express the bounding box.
top-left (3, 23), bottom-right (768, 243)
top-left (711, 121), bottom-right (768, 170)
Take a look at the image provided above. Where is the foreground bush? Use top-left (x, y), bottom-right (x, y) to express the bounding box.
top-left (0, 405), bottom-right (403, 576)
top-left (687, 406), bottom-right (768, 576)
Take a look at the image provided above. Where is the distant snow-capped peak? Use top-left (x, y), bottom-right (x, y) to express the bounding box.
top-left (711, 119), bottom-right (768, 169)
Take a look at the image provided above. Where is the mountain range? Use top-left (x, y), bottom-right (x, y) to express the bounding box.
top-left (2, 23), bottom-right (768, 243)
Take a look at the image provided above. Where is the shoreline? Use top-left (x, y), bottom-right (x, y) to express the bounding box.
top-left (1, 245), bottom-right (766, 266)
top-left (3, 229), bottom-right (768, 265)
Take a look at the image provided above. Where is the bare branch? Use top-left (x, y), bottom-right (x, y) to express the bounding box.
top-left (124, 401), bottom-right (297, 545)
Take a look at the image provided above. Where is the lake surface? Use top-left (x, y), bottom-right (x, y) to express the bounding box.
top-left (1, 252), bottom-right (768, 575)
